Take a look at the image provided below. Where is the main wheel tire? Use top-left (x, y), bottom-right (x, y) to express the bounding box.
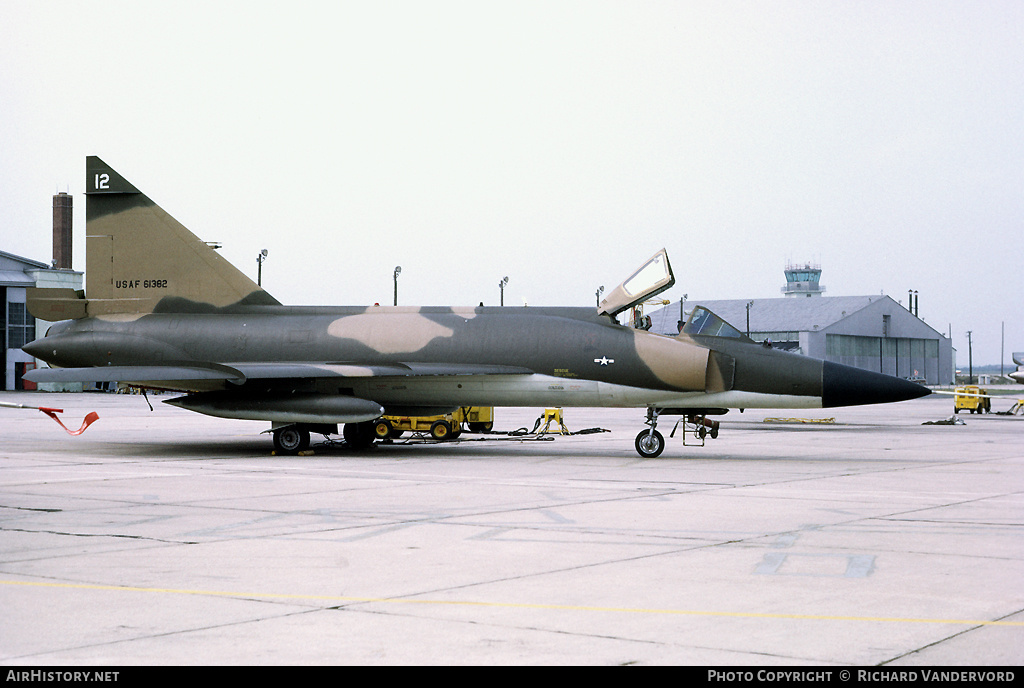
top-left (429, 420), bottom-right (452, 441)
top-left (274, 427), bottom-right (310, 455)
top-left (343, 421), bottom-right (376, 449)
top-left (634, 429), bottom-right (665, 458)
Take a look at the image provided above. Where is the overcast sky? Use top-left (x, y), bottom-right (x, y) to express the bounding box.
top-left (2, 1), bottom-right (1021, 366)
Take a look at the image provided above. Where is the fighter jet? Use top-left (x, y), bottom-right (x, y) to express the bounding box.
top-left (23, 157), bottom-right (930, 457)
top-left (1010, 353), bottom-right (1024, 384)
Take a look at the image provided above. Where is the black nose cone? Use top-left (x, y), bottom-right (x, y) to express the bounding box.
top-left (822, 361), bottom-right (931, 408)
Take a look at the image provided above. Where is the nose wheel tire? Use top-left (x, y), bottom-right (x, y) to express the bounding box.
top-left (634, 429), bottom-right (665, 458)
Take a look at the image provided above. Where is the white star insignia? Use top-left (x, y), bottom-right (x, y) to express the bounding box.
top-left (594, 356), bottom-right (614, 366)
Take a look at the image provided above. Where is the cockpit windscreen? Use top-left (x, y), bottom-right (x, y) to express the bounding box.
top-left (683, 306), bottom-right (748, 340)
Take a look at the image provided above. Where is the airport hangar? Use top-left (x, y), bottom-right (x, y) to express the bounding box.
top-left (647, 263), bottom-right (955, 386)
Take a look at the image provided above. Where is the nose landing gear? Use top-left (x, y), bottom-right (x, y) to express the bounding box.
top-left (633, 407), bottom-right (723, 458)
top-left (635, 408), bottom-right (666, 458)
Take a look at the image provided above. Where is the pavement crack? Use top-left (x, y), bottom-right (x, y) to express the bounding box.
top-left (0, 526), bottom-right (196, 545)
top-left (879, 607), bottom-right (1024, 665)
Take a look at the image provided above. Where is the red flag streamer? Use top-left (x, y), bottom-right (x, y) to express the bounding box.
top-left (0, 401), bottom-right (99, 435)
top-left (38, 408), bottom-right (100, 435)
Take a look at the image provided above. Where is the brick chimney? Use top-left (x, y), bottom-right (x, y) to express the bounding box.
top-left (52, 191), bottom-right (73, 269)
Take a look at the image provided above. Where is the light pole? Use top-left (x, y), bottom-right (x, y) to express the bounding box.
top-left (745, 300), bottom-right (754, 338)
top-left (966, 330), bottom-right (973, 384)
top-left (393, 266), bottom-right (402, 306)
top-left (595, 285), bottom-right (604, 307)
top-left (256, 249), bottom-right (268, 287)
top-left (499, 276), bottom-right (509, 307)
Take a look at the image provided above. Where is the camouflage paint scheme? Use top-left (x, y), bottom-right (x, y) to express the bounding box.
top-left (23, 157), bottom-right (930, 455)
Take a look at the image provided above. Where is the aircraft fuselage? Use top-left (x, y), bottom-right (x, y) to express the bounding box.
top-left (29, 303), bottom-right (923, 418)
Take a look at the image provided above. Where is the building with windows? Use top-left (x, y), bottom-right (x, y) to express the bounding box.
top-left (2, 192), bottom-right (85, 390)
top-left (1, 250), bottom-right (83, 390)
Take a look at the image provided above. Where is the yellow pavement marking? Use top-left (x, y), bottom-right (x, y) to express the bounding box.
top-left (3, 579), bottom-right (1021, 627)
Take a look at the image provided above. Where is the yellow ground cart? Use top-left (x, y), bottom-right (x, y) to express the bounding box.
top-left (374, 407), bottom-right (494, 441)
top-left (954, 386), bottom-right (991, 414)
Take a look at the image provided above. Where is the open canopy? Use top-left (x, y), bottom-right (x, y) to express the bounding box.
top-left (598, 249), bottom-right (675, 318)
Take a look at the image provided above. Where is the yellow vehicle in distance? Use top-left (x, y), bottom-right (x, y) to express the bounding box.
top-left (374, 407), bottom-right (495, 441)
top-left (954, 386), bottom-right (991, 414)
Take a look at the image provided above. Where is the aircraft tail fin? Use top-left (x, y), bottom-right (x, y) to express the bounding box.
top-left (83, 156), bottom-right (279, 315)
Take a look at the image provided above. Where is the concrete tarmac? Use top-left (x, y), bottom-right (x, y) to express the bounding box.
top-left (1, 390), bottom-right (1021, 666)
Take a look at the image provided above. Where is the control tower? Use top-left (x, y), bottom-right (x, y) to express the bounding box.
top-left (782, 262), bottom-right (826, 297)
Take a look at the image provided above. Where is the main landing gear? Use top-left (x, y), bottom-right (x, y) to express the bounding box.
top-left (271, 421), bottom-right (376, 454)
top-left (272, 426), bottom-right (310, 454)
top-left (270, 420), bottom-right (390, 454)
top-left (634, 407), bottom-right (722, 458)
